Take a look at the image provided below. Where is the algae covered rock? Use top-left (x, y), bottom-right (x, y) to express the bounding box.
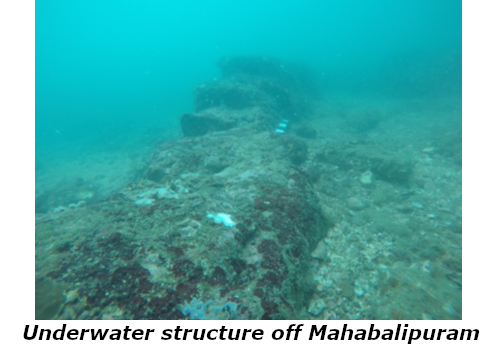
top-left (371, 156), bottom-right (414, 184)
top-left (181, 109), bottom-right (237, 137)
top-left (35, 276), bottom-right (65, 320)
top-left (36, 121), bottom-right (328, 320)
top-left (194, 79), bottom-right (271, 112)
top-left (281, 135), bottom-right (308, 165)
top-left (295, 125), bottom-right (318, 139)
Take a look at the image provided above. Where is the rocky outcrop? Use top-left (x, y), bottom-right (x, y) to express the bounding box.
top-left (181, 55), bottom-right (315, 138)
top-left (35, 56), bottom-right (327, 320)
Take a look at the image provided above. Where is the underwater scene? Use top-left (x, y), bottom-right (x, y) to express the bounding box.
top-left (35, 0), bottom-right (462, 320)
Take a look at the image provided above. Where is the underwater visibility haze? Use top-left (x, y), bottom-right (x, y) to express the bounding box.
top-left (36, 0), bottom-right (462, 320)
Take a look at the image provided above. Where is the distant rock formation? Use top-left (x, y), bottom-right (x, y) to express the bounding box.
top-left (181, 56), bottom-right (316, 137)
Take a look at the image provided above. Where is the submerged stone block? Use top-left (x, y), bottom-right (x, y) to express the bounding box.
top-left (35, 56), bottom-right (329, 320)
top-left (180, 112), bottom-right (231, 137)
top-left (194, 80), bottom-right (270, 112)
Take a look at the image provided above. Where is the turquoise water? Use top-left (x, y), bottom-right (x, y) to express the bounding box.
top-left (36, 0), bottom-right (461, 320)
top-left (36, 0), bottom-right (461, 158)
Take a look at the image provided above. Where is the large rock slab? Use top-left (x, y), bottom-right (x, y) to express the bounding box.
top-left (35, 57), bottom-right (327, 319)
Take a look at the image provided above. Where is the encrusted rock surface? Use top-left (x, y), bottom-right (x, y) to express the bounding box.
top-left (35, 57), bottom-right (462, 320)
top-left (35, 56), bottom-right (327, 320)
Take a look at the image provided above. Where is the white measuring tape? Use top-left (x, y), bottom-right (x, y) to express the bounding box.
top-left (275, 119), bottom-right (289, 133)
